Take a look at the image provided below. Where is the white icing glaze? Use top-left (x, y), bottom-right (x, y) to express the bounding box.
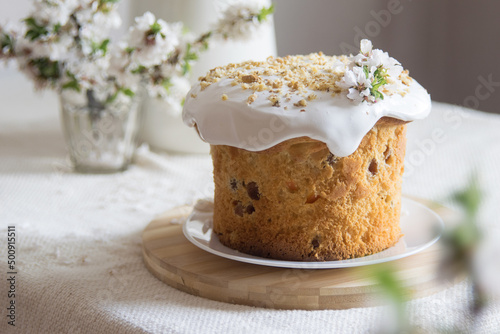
top-left (182, 71), bottom-right (431, 157)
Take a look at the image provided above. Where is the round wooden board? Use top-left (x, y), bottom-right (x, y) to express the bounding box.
top-left (142, 199), bottom-right (464, 310)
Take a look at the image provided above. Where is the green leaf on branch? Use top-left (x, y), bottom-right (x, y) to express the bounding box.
top-left (368, 66), bottom-right (388, 101)
top-left (107, 92), bottom-right (118, 104)
top-left (182, 43), bottom-right (199, 75)
top-left (374, 67), bottom-right (388, 81)
top-left (162, 78), bottom-right (173, 92)
top-left (1, 33), bottom-right (14, 52)
top-left (98, 0), bottom-right (119, 13)
top-left (106, 86), bottom-right (135, 104)
top-left (182, 63), bottom-right (190, 76)
top-left (91, 39), bottom-right (110, 55)
top-left (363, 65), bottom-right (369, 79)
top-left (371, 264), bottom-right (407, 305)
top-left (24, 17), bottom-right (49, 41)
top-left (61, 71), bottom-right (81, 92)
top-left (196, 32), bottom-right (212, 51)
top-left (371, 89), bottom-right (384, 100)
top-left (99, 39), bottom-right (110, 53)
top-left (201, 40), bottom-right (210, 51)
top-left (452, 174), bottom-right (482, 219)
top-left (184, 51), bottom-right (198, 62)
top-left (443, 174), bottom-right (484, 315)
top-left (62, 81), bottom-right (80, 92)
top-left (257, 4), bottom-right (275, 22)
top-left (121, 88), bottom-right (135, 97)
top-left (148, 21), bottom-right (166, 39)
top-left (150, 21), bottom-right (162, 35)
top-left (30, 57), bottom-right (60, 80)
top-left (184, 44), bottom-right (198, 61)
top-left (441, 175), bottom-right (483, 268)
top-left (98, 0), bottom-right (119, 4)
top-left (449, 220), bottom-right (480, 250)
top-left (131, 65), bottom-right (147, 74)
top-left (443, 175), bottom-right (482, 259)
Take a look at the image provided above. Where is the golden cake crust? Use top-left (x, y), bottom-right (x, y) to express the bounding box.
top-left (211, 121), bottom-right (407, 261)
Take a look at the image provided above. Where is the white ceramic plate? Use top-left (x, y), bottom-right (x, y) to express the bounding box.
top-left (182, 197), bottom-right (444, 269)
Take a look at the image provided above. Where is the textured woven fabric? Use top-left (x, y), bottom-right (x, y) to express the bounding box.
top-left (0, 71), bottom-right (499, 333)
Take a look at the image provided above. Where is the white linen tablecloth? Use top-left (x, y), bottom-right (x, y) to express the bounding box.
top-left (1, 69), bottom-right (500, 333)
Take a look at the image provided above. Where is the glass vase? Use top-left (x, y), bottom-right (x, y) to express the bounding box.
top-left (60, 90), bottom-right (140, 173)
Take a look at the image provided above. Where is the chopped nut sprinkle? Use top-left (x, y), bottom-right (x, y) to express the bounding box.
top-left (200, 81), bottom-right (211, 90)
top-left (247, 93), bottom-right (257, 104)
top-left (294, 99), bottom-right (307, 107)
top-left (242, 74), bottom-right (259, 83)
top-left (307, 93), bottom-right (317, 101)
top-left (221, 94), bottom-right (228, 101)
top-left (195, 52), bottom-right (414, 109)
top-left (268, 94), bottom-right (279, 105)
top-left (401, 70), bottom-right (412, 86)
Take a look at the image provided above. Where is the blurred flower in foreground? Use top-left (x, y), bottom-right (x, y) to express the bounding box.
top-left (440, 175), bottom-right (485, 314)
top-left (368, 263), bottom-right (411, 334)
top-left (368, 175), bottom-right (497, 333)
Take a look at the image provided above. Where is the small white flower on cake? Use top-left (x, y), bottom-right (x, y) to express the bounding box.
top-left (338, 39), bottom-right (405, 104)
top-left (340, 66), bottom-right (373, 103)
top-left (360, 39), bottom-right (372, 56)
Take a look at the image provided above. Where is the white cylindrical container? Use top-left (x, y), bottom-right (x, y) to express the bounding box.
top-left (131, 0), bottom-right (277, 153)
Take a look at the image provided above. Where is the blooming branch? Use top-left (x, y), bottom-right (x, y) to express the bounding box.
top-left (213, 2), bottom-right (274, 40)
top-left (0, 0), bottom-right (275, 108)
top-left (337, 39), bottom-right (405, 104)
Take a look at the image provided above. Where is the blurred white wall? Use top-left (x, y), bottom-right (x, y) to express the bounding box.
top-left (2, 0), bottom-right (499, 114)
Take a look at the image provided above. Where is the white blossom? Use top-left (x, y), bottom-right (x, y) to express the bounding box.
top-left (108, 45), bottom-right (140, 90)
top-left (360, 39), bottom-right (372, 56)
top-left (80, 11), bottom-right (121, 41)
top-left (78, 6), bottom-right (122, 57)
top-left (94, 10), bottom-right (122, 31)
top-left (345, 88), bottom-right (362, 104)
top-left (127, 12), bottom-right (180, 68)
top-left (66, 51), bottom-right (109, 90)
top-left (158, 62), bottom-right (178, 79)
top-left (214, 1), bottom-right (272, 41)
top-left (74, 5), bottom-right (96, 24)
top-left (1, 23), bottom-right (23, 58)
top-left (32, 0), bottom-right (79, 27)
top-left (338, 66), bottom-right (374, 103)
top-left (338, 66), bottom-right (370, 89)
top-left (337, 39), bottom-right (406, 104)
top-left (33, 34), bottom-right (74, 61)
